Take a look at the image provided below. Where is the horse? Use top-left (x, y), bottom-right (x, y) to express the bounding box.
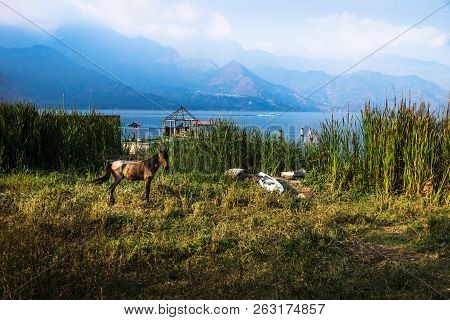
top-left (92, 150), bottom-right (169, 205)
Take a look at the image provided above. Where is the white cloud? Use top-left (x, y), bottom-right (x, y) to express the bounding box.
top-left (0, 1), bottom-right (448, 64)
top-left (0, 0), bottom-right (81, 29)
top-left (72, 0), bottom-right (232, 39)
top-left (0, 0), bottom-right (232, 39)
top-left (172, 2), bottom-right (202, 22)
top-left (274, 11), bottom-right (450, 60)
top-left (205, 13), bottom-right (231, 38)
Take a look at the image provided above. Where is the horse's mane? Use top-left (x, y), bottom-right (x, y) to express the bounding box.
top-left (147, 153), bottom-right (159, 168)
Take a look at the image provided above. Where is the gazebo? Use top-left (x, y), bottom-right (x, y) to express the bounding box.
top-left (127, 121), bottom-right (142, 141)
top-left (162, 105), bottom-right (200, 136)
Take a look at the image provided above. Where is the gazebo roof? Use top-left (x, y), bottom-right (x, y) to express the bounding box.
top-left (162, 105), bottom-right (198, 122)
top-left (127, 122), bottom-right (142, 128)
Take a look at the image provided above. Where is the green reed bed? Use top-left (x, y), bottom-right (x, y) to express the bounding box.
top-left (1, 100), bottom-right (448, 198)
top-left (146, 99), bottom-right (448, 199)
top-left (317, 99), bottom-right (449, 198)
top-left (149, 121), bottom-right (307, 176)
top-left (0, 102), bottom-right (122, 172)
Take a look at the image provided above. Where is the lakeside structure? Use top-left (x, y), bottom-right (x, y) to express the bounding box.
top-left (162, 105), bottom-right (212, 137)
top-left (123, 105), bottom-right (212, 157)
top-left (120, 105), bottom-right (318, 157)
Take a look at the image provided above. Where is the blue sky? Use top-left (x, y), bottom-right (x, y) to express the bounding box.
top-left (1, 0), bottom-right (449, 64)
top-left (194, 0), bottom-right (450, 30)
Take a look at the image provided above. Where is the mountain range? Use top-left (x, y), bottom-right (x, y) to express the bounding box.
top-left (173, 37), bottom-right (450, 89)
top-left (0, 24), bottom-right (448, 111)
top-left (252, 67), bottom-right (447, 110)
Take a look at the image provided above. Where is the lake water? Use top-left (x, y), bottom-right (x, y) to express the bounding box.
top-left (87, 109), bottom-right (359, 140)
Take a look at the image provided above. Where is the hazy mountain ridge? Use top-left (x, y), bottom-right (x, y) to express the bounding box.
top-left (51, 25), bottom-right (314, 111)
top-left (253, 66), bottom-right (448, 111)
top-left (203, 61), bottom-right (316, 110)
top-left (53, 24), bottom-right (188, 92)
top-left (0, 25), bottom-right (318, 111)
top-left (0, 71), bottom-right (22, 101)
top-left (0, 44), bottom-right (312, 110)
top-left (174, 37), bottom-right (450, 89)
top-left (0, 45), bottom-right (171, 108)
top-left (0, 24), bottom-right (448, 111)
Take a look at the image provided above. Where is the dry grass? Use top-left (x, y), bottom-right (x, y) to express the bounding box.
top-left (0, 172), bottom-right (448, 299)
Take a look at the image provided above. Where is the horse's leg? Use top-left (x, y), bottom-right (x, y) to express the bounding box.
top-left (109, 179), bottom-right (120, 205)
top-left (109, 172), bottom-right (123, 205)
top-left (145, 176), bottom-right (153, 202)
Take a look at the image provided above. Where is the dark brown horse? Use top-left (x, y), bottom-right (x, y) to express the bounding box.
top-left (93, 150), bottom-right (169, 205)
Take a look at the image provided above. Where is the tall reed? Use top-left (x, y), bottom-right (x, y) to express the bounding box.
top-left (2, 99), bottom-right (448, 198)
top-left (146, 99), bottom-right (448, 198)
top-left (0, 102), bottom-right (122, 172)
top-left (144, 120), bottom-right (307, 176)
top-left (317, 99), bottom-right (449, 197)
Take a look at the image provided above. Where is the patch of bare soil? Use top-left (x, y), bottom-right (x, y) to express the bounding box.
top-left (281, 179), bottom-right (312, 198)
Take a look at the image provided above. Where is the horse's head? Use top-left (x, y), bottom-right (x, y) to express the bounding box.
top-left (158, 149), bottom-right (169, 171)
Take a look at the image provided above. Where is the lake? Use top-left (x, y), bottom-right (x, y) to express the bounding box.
top-left (85, 109), bottom-right (359, 140)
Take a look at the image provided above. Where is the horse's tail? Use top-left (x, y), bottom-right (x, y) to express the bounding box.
top-left (92, 163), bottom-right (112, 184)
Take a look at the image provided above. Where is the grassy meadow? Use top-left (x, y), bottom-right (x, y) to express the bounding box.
top-left (0, 101), bottom-right (449, 299)
top-left (0, 172), bottom-right (448, 299)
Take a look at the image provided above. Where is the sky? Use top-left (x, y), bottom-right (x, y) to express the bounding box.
top-left (1, 0), bottom-right (449, 65)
